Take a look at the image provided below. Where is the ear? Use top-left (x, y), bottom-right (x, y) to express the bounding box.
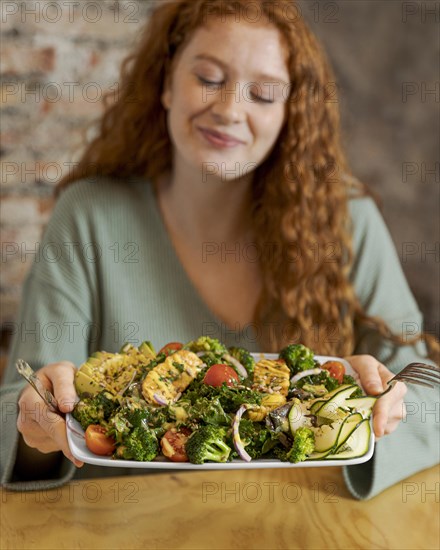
top-left (161, 89), bottom-right (171, 110)
top-left (161, 73), bottom-right (172, 110)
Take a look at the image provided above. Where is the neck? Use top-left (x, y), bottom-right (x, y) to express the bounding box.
top-left (155, 165), bottom-right (254, 244)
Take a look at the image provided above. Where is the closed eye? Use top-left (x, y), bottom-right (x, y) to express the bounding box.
top-left (198, 76), bottom-right (275, 103)
top-left (250, 93), bottom-right (274, 104)
top-left (197, 76), bottom-right (223, 88)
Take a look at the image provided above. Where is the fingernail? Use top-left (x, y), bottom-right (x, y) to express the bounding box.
top-left (60, 397), bottom-right (78, 412)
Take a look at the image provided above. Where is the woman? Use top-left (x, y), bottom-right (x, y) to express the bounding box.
top-left (1, 0), bottom-right (438, 498)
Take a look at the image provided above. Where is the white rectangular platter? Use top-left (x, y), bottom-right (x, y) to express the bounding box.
top-left (67, 354), bottom-right (374, 468)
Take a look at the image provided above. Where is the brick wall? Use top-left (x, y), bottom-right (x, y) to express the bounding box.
top-left (0, 1), bottom-right (152, 363)
top-left (1, 1), bottom-right (438, 367)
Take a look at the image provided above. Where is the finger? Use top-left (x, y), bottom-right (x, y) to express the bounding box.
top-left (377, 364), bottom-right (395, 385)
top-left (345, 355), bottom-right (385, 394)
top-left (385, 402), bottom-right (406, 435)
top-left (42, 361), bottom-right (79, 413)
top-left (19, 389), bottom-right (83, 467)
top-left (372, 383), bottom-right (407, 438)
top-left (17, 391), bottom-right (49, 444)
top-left (38, 407), bottom-right (84, 467)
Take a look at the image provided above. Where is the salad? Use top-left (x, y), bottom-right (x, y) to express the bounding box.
top-left (71, 337), bottom-right (375, 465)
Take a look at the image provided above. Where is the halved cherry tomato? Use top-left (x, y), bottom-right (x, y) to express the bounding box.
top-left (203, 364), bottom-right (239, 387)
top-left (85, 424), bottom-right (116, 456)
top-left (322, 361), bottom-right (345, 384)
top-left (161, 427), bottom-right (192, 462)
top-left (159, 342), bottom-right (183, 356)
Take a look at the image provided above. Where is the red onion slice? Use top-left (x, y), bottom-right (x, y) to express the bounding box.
top-left (290, 368), bottom-right (323, 385)
top-left (66, 416), bottom-right (85, 439)
top-left (223, 353), bottom-right (248, 379)
top-left (118, 370), bottom-right (137, 396)
top-left (153, 393), bottom-right (168, 406)
top-left (232, 405), bottom-right (252, 462)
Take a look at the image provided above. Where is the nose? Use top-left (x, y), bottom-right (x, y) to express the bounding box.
top-left (210, 85), bottom-right (245, 124)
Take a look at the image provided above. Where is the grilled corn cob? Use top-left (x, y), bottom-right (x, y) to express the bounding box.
top-left (252, 358), bottom-right (290, 396)
top-left (75, 343), bottom-right (156, 396)
top-left (142, 350), bottom-right (204, 405)
top-left (247, 393), bottom-right (287, 421)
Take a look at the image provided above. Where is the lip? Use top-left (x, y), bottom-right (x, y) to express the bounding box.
top-left (197, 126), bottom-right (246, 148)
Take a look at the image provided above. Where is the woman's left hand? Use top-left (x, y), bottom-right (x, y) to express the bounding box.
top-left (344, 355), bottom-right (407, 440)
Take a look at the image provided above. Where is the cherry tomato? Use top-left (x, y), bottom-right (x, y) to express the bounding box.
top-left (85, 424), bottom-right (116, 456)
top-left (161, 428), bottom-right (191, 462)
top-left (159, 342), bottom-right (183, 356)
top-left (203, 364), bottom-right (239, 387)
top-left (322, 361), bottom-right (345, 384)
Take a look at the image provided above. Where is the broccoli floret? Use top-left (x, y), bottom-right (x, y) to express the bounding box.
top-left (117, 426), bottom-right (159, 461)
top-left (108, 403), bottom-right (162, 460)
top-left (184, 336), bottom-right (227, 355)
top-left (72, 391), bottom-right (118, 430)
top-left (185, 425), bottom-right (231, 464)
top-left (184, 379), bottom-right (262, 413)
top-left (228, 347), bottom-right (255, 376)
top-left (271, 445), bottom-right (290, 462)
top-left (190, 397), bottom-right (231, 426)
top-left (124, 407), bottom-right (151, 429)
top-left (342, 375), bottom-right (363, 397)
top-left (287, 427), bottom-right (315, 463)
top-left (183, 337), bottom-right (227, 367)
top-left (279, 344), bottom-right (316, 376)
top-left (107, 404), bottom-right (151, 444)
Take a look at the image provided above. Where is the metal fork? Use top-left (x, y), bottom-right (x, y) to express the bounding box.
top-left (378, 362), bottom-right (440, 397)
top-left (15, 359), bottom-right (64, 416)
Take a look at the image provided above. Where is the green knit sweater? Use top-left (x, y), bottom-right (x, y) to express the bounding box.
top-left (1, 178), bottom-right (438, 498)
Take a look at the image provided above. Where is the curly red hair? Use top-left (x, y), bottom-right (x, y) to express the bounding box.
top-left (57, 0), bottom-right (437, 359)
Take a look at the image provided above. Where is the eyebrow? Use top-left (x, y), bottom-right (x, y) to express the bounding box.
top-left (193, 54), bottom-right (290, 87)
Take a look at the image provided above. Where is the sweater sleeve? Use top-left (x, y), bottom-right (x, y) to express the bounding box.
top-left (1, 182), bottom-right (98, 489)
top-left (343, 197), bottom-right (439, 499)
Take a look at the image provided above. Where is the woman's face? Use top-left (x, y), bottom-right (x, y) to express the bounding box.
top-left (161, 17), bottom-right (290, 182)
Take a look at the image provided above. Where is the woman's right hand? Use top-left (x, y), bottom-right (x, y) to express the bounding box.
top-left (17, 361), bottom-right (84, 467)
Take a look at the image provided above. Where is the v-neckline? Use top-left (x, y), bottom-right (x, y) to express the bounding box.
top-left (138, 179), bottom-right (257, 343)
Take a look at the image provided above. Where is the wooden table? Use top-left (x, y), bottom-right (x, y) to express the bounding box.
top-left (1, 465), bottom-right (439, 549)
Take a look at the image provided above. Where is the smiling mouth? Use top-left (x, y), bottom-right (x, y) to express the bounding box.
top-left (197, 126), bottom-right (245, 148)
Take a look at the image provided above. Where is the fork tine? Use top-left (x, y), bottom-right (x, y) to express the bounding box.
top-left (401, 368), bottom-right (440, 382)
top-left (405, 363), bottom-right (440, 374)
top-left (393, 375), bottom-right (436, 388)
top-left (393, 377), bottom-right (434, 388)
